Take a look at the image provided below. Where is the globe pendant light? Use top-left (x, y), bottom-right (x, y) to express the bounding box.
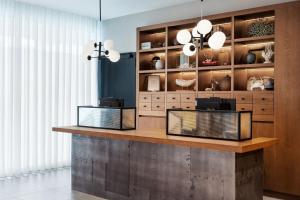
top-left (208, 31), bottom-right (226, 50)
top-left (176, 29), bottom-right (192, 45)
top-left (176, 0), bottom-right (226, 56)
top-left (196, 19), bottom-right (212, 37)
top-left (83, 0), bottom-right (120, 62)
top-left (183, 43), bottom-right (197, 56)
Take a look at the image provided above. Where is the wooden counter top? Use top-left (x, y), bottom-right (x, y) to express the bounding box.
top-left (52, 126), bottom-right (278, 153)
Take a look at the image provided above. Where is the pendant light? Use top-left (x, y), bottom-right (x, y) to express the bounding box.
top-left (83, 0), bottom-right (120, 62)
top-left (176, 0), bottom-right (226, 56)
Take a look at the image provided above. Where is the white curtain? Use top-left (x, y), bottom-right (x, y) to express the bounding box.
top-left (0, 0), bottom-right (98, 178)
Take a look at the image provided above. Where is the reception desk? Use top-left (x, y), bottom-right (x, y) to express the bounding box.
top-left (53, 126), bottom-right (278, 200)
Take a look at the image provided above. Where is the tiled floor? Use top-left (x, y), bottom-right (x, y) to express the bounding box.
top-left (0, 168), bottom-right (104, 200)
top-left (0, 168), bottom-right (280, 200)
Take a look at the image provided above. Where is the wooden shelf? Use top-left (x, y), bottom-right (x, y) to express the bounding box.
top-left (138, 47), bottom-right (166, 53)
top-left (234, 35), bottom-right (274, 43)
top-left (167, 45), bottom-right (184, 50)
top-left (167, 68), bottom-right (196, 72)
top-left (197, 66), bottom-right (232, 71)
top-left (233, 63), bottom-right (274, 69)
top-left (139, 69), bottom-right (165, 74)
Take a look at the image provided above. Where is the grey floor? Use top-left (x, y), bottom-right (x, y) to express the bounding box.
top-left (0, 168), bottom-right (104, 200)
top-left (0, 168), bottom-right (280, 200)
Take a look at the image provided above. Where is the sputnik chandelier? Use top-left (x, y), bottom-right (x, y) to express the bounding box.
top-left (176, 0), bottom-right (226, 56)
top-left (83, 0), bottom-right (120, 62)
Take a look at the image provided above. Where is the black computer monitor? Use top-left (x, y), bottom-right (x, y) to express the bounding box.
top-left (196, 97), bottom-right (236, 111)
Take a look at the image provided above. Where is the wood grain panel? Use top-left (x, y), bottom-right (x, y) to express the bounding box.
top-left (273, 1), bottom-right (300, 196)
top-left (138, 116), bottom-right (166, 129)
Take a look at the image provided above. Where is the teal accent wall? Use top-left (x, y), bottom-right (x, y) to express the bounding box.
top-left (98, 53), bottom-right (136, 107)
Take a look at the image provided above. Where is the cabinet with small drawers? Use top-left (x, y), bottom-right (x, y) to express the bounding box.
top-left (233, 91), bottom-right (274, 122)
top-left (167, 92), bottom-right (196, 110)
top-left (139, 92), bottom-right (165, 116)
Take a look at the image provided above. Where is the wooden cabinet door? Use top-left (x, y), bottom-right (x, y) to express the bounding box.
top-left (274, 1), bottom-right (300, 196)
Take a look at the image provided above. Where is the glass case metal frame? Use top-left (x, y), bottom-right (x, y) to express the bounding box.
top-left (166, 109), bottom-right (252, 141)
top-left (77, 106), bottom-right (136, 131)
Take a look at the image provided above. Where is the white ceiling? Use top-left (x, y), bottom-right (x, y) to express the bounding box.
top-left (16, 0), bottom-right (199, 20)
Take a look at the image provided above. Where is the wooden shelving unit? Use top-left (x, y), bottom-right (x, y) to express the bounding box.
top-left (135, 2), bottom-right (300, 197)
top-left (137, 9), bottom-right (275, 120)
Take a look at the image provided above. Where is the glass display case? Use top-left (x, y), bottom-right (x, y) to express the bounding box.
top-left (77, 106), bottom-right (136, 130)
top-left (167, 109), bottom-right (252, 141)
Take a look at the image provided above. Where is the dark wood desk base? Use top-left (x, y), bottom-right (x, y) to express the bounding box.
top-left (72, 135), bottom-right (263, 200)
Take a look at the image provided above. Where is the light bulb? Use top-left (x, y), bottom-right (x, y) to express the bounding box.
top-left (183, 43), bottom-right (196, 56)
top-left (104, 39), bottom-right (114, 50)
top-left (176, 29), bottom-right (191, 45)
top-left (197, 19), bottom-right (212, 36)
top-left (208, 31), bottom-right (226, 50)
top-left (83, 40), bottom-right (96, 59)
top-left (192, 27), bottom-right (200, 37)
top-left (108, 50), bottom-right (120, 62)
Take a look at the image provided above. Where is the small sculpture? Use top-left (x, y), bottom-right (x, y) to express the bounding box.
top-left (176, 79), bottom-right (196, 88)
top-left (262, 44), bottom-right (274, 63)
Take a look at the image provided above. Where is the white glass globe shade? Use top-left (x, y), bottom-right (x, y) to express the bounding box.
top-left (197, 19), bottom-right (212, 36)
top-left (208, 31), bottom-right (226, 50)
top-left (192, 27), bottom-right (200, 37)
top-left (183, 43), bottom-right (196, 56)
top-left (176, 29), bottom-right (191, 45)
top-left (83, 40), bottom-right (96, 57)
top-left (104, 39), bottom-right (114, 50)
top-left (108, 50), bottom-right (120, 62)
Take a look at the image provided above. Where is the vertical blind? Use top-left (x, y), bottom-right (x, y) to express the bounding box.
top-left (0, 0), bottom-right (98, 178)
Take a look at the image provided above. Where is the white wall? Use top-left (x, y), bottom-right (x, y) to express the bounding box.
top-left (102, 0), bottom-right (293, 53)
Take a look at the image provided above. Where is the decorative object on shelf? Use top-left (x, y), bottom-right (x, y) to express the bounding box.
top-left (202, 60), bottom-right (218, 66)
top-left (175, 79), bottom-right (196, 88)
top-left (83, 0), bottom-right (120, 62)
top-left (246, 51), bottom-right (256, 64)
top-left (219, 75), bottom-right (231, 91)
top-left (211, 80), bottom-right (220, 91)
top-left (247, 77), bottom-right (264, 91)
top-left (152, 56), bottom-right (164, 70)
top-left (141, 42), bottom-right (151, 50)
top-left (176, 0), bottom-right (226, 56)
top-left (179, 53), bottom-right (189, 66)
top-left (262, 44), bottom-right (274, 63)
top-left (147, 75), bottom-right (161, 92)
top-left (202, 52), bottom-right (218, 66)
top-left (248, 18), bottom-right (274, 37)
top-left (262, 76), bottom-right (274, 90)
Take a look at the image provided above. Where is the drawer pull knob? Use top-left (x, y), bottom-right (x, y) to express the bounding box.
top-left (187, 97), bottom-right (190, 100)
top-left (262, 98), bottom-right (266, 101)
top-left (172, 106), bottom-right (175, 108)
top-left (143, 105), bottom-right (147, 108)
top-left (261, 108), bottom-right (265, 111)
top-left (144, 97), bottom-right (147, 99)
top-left (241, 108), bottom-right (245, 110)
top-left (156, 106), bottom-right (160, 108)
top-left (172, 97), bottom-right (176, 100)
top-left (186, 107), bottom-right (190, 109)
top-left (241, 98), bottom-right (245, 100)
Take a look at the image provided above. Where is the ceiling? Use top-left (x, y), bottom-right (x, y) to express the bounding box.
top-left (16, 0), bottom-right (199, 20)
